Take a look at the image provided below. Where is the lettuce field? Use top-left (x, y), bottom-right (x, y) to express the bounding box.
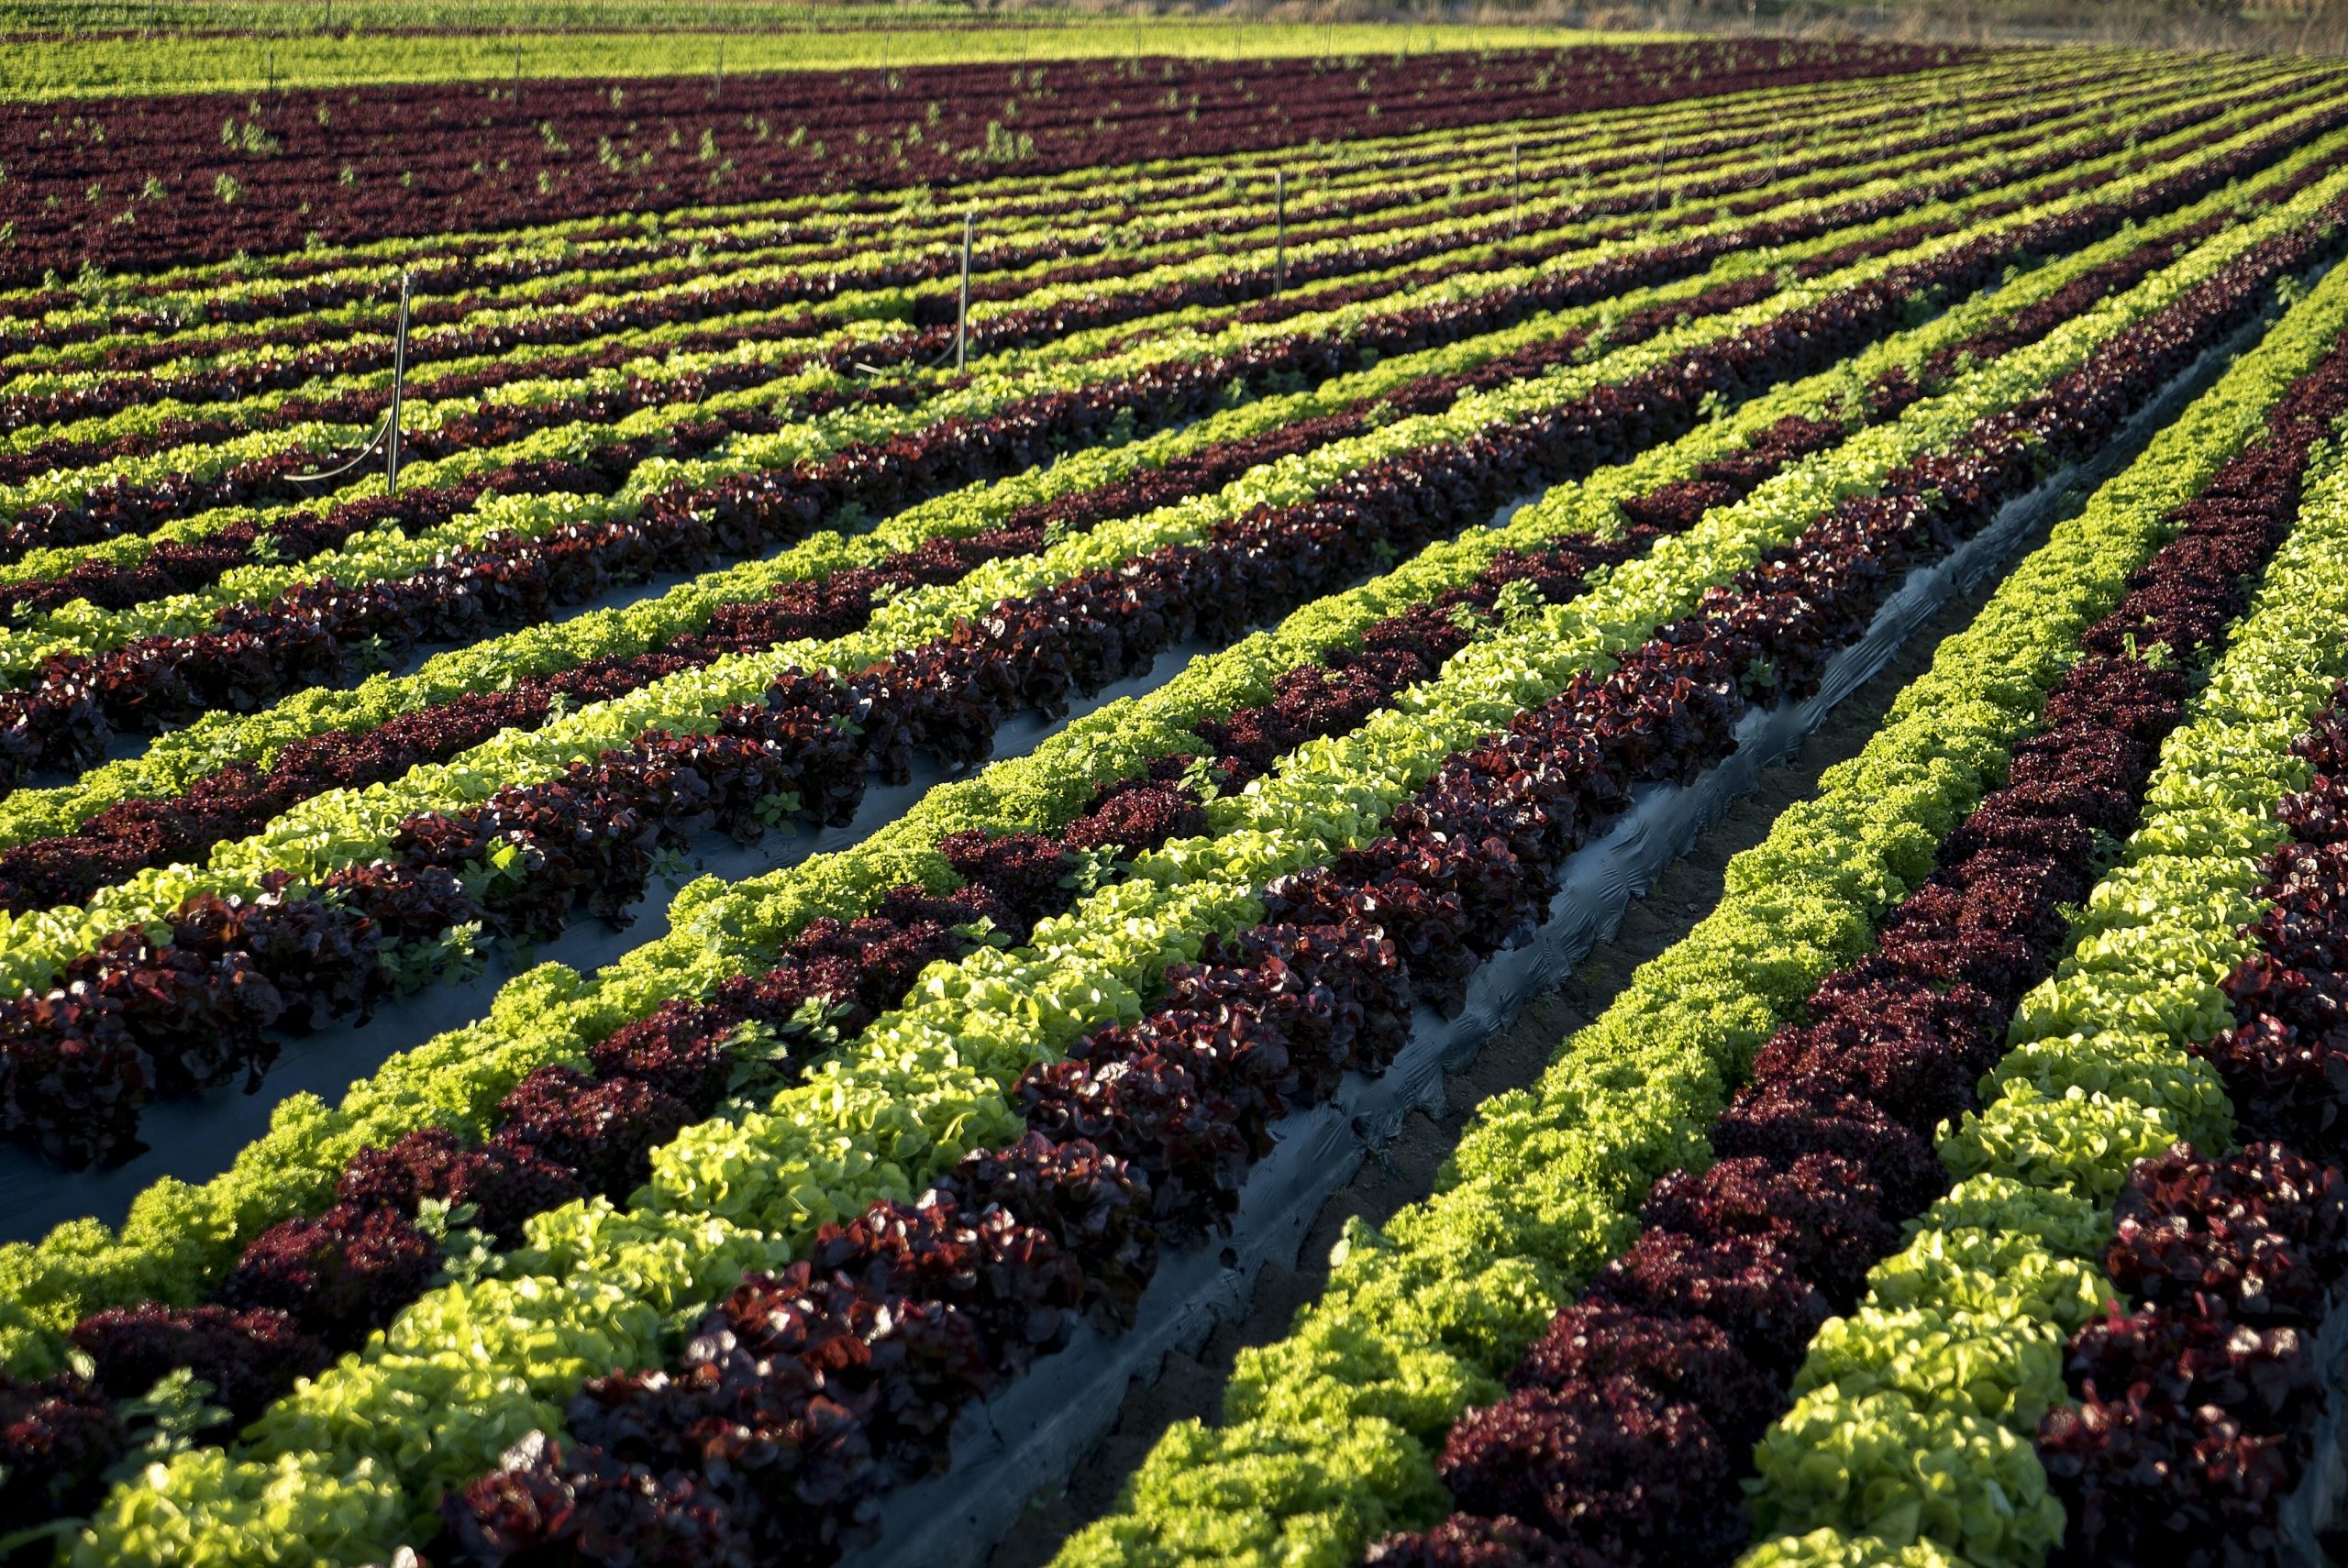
top-left (4, 27), bottom-right (2348, 1568)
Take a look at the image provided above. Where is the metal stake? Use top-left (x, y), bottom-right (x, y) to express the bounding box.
top-left (513, 45), bottom-right (521, 105)
top-left (287, 272), bottom-right (416, 495)
top-left (1510, 141), bottom-right (1521, 237)
top-left (714, 39), bottom-right (724, 99)
top-left (955, 212), bottom-right (973, 372)
top-left (386, 272), bottom-right (413, 494)
top-left (1274, 169), bottom-right (1286, 293)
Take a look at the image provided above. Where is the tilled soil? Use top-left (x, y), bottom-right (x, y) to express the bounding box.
top-left (988, 529), bottom-right (2029, 1567)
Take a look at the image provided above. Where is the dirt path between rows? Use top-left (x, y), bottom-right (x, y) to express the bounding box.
top-left (987, 527), bottom-right (2029, 1566)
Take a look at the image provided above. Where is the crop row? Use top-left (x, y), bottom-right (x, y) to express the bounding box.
top-left (1051, 197), bottom-right (2348, 1568)
top-left (2037, 691), bottom-right (2348, 1562)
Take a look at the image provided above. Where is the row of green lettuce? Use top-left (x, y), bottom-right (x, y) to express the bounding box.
top-left (1046, 197), bottom-right (2348, 1568)
top-left (57, 167), bottom-right (2325, 1567)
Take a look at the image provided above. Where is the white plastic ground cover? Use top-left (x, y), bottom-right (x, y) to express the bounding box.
top-left (841, 328), bottom-right (2252, 1568)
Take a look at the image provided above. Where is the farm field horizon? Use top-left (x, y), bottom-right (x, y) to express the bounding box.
top-left (1, 17), bottom-right (2346, 1568)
